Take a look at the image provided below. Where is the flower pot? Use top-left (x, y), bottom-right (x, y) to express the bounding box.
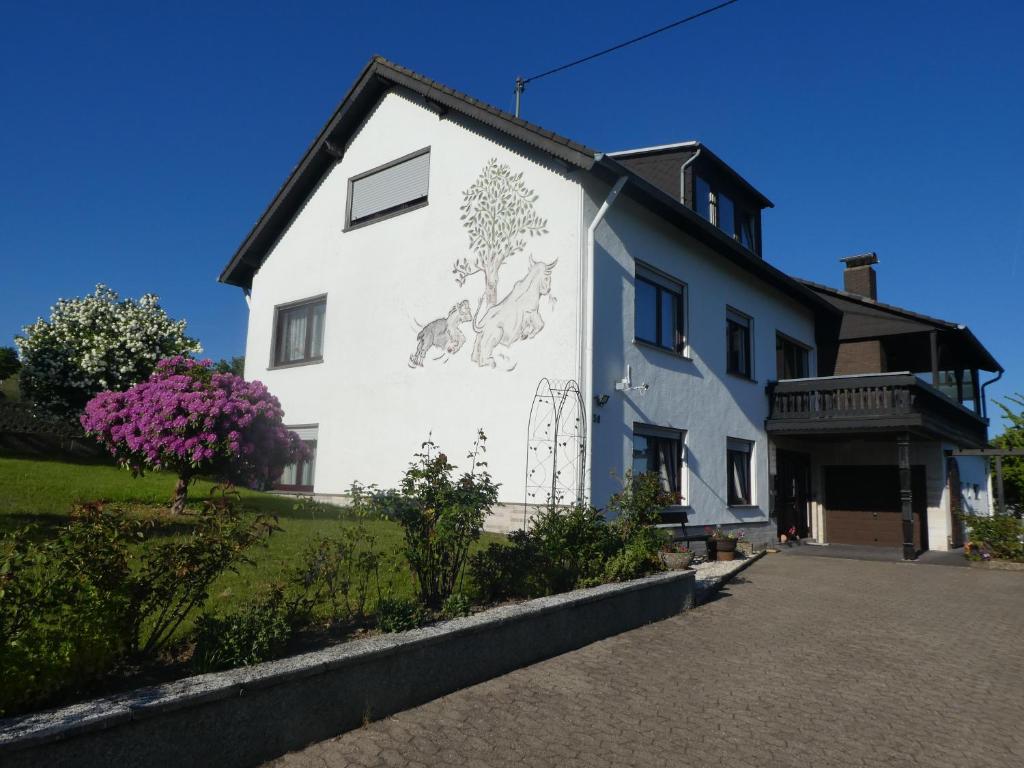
top-left (660, 551), bottom-right (694, 570)
top-left (715, 539), bottom-right (737, 561)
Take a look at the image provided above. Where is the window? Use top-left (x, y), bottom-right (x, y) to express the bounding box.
top-left (633, 425), bottom-right (686, 504)
top-left (346, 148), bottom-right (430, 228)
top-left (727, 438), bottom-right (753, 506)
top-left (738, 211), bottom-right (756, 250)
top-left (726, 308), bottom-right (752, 378)
top-left (634, 265), bottom-right (686, 353)
top-left (693, 176), bottom-right (758, 253)
top-left (273, 297), bottom-right (326, 367)
top-left (278, 425), bottom-right (318, 492)
top-left (695, 175), bottom-right (712, 222)
top-left (776, 334), bottom-right (810, 380)
top-left (717, 192), bottom-right (735, 237)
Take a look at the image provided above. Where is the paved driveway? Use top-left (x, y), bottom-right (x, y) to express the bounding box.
top-left (269, 555), bottom-right (1024, 768)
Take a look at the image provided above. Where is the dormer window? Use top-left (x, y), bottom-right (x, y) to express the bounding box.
top-left (694, 174), bottom-right (757, 253)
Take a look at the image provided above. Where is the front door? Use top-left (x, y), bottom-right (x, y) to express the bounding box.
top-left (776, 450), bottom-right (811, 539)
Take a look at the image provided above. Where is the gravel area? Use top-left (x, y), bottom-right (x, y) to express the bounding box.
top-left (691, 552), bottom-right (761, 600)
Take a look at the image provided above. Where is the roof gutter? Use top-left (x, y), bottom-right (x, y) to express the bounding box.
top-left (582, 165), bottom-right (628, 502)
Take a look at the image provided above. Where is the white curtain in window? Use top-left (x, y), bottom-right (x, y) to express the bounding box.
top-left (656, 438), bottom-right (680, 498)
top-left (727, 439), bottom-right (752, 504)
top-left (308, 303), bottom-right (325, 358)
top-left (284, 311), bottom-right (307, 361)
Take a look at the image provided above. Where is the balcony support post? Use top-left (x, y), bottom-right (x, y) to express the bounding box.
top-left (898, 432), bottom-right (917, 560)
top-left (930, 330), bottom-right (940, 387)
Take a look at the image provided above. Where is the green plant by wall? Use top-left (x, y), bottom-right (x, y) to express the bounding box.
top-left (963, 514), bottom-right (1024, 562)
top-left (192, 586), bottom-right (291, 673)
top-left (376, 596), bottom-right (426, 633)
top-left (0, 488), bottom-right (277, 716)
top-left (352, 431), bottom-right (499, 610)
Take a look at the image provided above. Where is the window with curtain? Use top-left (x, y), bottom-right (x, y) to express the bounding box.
top-left (277, 425), bottom-right (318, 492)
top-left (273, 297), bottom-right (326, 366)
top-left (347, 148), bottom-right (430, 228)
top-left (738, 210), bottom-right (756, 250)
top-left (726, 308), bottom-right (752, 378)
top-left (726, 438), bottom-right (753, 506)
top-left (632, 425), bottom-right (686, 504)
top-left (634, 265), bottom-right (686, 353)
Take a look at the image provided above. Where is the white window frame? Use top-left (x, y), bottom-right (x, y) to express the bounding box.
top-left (634, 263), bottom-right (689, 356)
top-left (632, 423), bottom-right (689, 506)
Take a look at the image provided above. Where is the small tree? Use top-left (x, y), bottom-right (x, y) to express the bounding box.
top-left (0, 346), bottom-right (19, 383)
top-left (215, 356), bottom-right (246, 377)
top-left (993, 394), bottom-right (1024, 515)
top-left (81, 356), bottom-right (304, 513)
top-left (452, 159), bottom-right (548, 308)
top-left (15, 285), bottom-right (201, 421)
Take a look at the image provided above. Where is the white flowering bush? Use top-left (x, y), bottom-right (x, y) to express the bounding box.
top-left (15, 285), bottom-right (201, 421)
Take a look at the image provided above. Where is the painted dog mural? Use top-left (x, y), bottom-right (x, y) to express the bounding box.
top-left (408, 158), bottom-right (554, 370)
top-left (408, 300), bottom-right (473, 367)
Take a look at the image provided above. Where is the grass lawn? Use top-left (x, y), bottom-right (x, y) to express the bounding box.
top-left (0, 455), bottom-right (502, 620)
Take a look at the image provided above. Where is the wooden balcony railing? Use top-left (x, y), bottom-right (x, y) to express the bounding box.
top-left (766, 372), bottom-right (988, 446)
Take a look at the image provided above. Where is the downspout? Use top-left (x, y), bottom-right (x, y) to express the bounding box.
top-left (980, 369), bottom-right (1003, 421)
top-left (581, 166), bottom-right (628, 502)
top-left (679, 147), bottom-right (701, 205)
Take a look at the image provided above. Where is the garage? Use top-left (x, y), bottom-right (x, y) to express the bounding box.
top-left (824, 466), bottom-right (928, 550)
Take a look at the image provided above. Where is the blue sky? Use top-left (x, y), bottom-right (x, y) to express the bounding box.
top-left (1, 0), bottom-right (1021, 428)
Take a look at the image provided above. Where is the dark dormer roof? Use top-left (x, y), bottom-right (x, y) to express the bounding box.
top-left (609, 142), bottom-right (774, 209)
top-left (218, 56), bottom-right (834, 327)
top-left (799, 279), bottom-right (1002, 373)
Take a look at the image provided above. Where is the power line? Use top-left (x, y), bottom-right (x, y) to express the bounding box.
top-left (514, 0), bottom-right (741, 116)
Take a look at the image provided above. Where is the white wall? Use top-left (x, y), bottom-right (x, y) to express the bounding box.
top-left (587, 181), bottom-right (817, 529)
top-left (956, 454), bottom-right (992, 516)
top-left (245, 88), bottom-right (584, 516)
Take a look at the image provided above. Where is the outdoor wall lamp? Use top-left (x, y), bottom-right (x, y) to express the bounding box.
top-left (594, 394), bottom-right (610, 407)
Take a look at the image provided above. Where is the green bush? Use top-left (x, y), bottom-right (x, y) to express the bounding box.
top-left (441, 592), bottom-right (472, 619)
top-left (352, 431), bottom-right (499, 609)
top-left (192, 587), bottom-right (291, 673)
top-left (602, 529), bottom-right (665, 583)
top-left (376, 596), bottom-right (425, 633)
top-left (0, 490), bottom-right (277, 717)
top-left (529, 503), bottom-right (618, 594)
top-left (468, 529), bottom-right (539, 603)
top-left (286, 522), bottom-right (387, 627)
top-left (964, 515), bottom-right (1024, 562)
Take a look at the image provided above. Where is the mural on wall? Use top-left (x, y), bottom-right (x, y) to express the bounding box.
top-left (408, 300), bottom-right (473, 367)
top-left (408, 158), bottom-right (557, 370)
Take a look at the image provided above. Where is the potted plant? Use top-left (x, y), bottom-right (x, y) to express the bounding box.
top-left (659, 541), bottom-right (694, 570)
top-left (705, 526), bottom-right (744, 561)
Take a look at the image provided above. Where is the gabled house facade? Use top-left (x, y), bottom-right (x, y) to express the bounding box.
top-left (220, 57), bottom-right (1001, 557)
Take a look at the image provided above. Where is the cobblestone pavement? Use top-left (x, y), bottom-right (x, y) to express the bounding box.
top-left (268, 555), bottom-right (1024, 768)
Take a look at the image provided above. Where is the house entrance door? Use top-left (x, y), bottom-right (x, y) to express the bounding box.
top-left (776, 451), bottom-right (811, 539)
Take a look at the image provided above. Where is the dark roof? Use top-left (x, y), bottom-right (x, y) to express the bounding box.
top-left (217, 56), bottom-right (835, 325)
top-left (799, 279), bottom-right (1002, 372)
top-left (610, 142), bottom-right (774, 209)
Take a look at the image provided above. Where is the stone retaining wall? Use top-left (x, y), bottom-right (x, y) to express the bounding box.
top-left (0, 570), bottom-right (695, 768)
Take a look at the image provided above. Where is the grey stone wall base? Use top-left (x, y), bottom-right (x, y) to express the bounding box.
top-left (0, 570), bottom-right (695, 768)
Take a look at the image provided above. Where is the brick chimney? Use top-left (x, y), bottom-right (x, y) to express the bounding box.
top-left (840, 252), bottom-right (878, 300)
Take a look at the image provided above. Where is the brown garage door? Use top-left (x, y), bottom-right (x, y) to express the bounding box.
top-left (824, 466), bottom-right (928, 550)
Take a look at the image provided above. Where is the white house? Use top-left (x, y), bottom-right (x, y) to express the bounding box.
top-left (219, 57), bottom-right (1001, 556)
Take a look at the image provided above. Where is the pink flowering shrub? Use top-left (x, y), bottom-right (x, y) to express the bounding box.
top-left (81, 356), bottom-right (305, 512)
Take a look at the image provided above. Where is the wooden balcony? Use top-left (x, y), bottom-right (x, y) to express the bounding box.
top-left (766, 372), bottom-right (989, 447)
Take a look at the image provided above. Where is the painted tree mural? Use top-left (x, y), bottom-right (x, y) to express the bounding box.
top-left (453, 159), bottom-right (548, 308)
